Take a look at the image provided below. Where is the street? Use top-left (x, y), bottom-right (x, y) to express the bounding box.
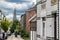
top-left (7, 35), bottom-right (24, 40)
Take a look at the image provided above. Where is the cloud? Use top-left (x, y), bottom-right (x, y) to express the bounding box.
top-left (6, 13), bottom-right (13, 21)
top-left (6, 13), bottom-right (13, 18)
top-left (6, 13), bottom-right (21, 21)
top-left (16, 15), bottom-right (21, 21)
top-left (0, 0), bottom-right (33, 15)
top-left (0, 0), bottom-right (36, 21)
top-left (0, 0), bottom-right (31, 10)
top-left (31, 0), bottom-right (36, 4)
top-left (0, 0), bottom-right (36, 9)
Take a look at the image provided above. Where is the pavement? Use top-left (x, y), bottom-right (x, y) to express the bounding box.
top-left (7, 35), bottom-right (24, 40)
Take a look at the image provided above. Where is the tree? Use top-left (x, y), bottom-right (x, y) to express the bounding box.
top-left (0, 19), bottom-right (10, 32)
top-left (16, 25), bottom-right (21, 31)
top-left (10, 19), bottom-right (21, 33)
top-left (10, 20), bottom-right (16, 33)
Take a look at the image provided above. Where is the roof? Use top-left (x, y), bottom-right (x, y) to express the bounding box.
top-left (21, 14), bottom-right (25, 17)
top-left (26, 5), bottom-right (37, 12)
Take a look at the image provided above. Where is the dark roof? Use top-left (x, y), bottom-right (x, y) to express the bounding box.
top-left (21, 14), bottom-right (25, 17)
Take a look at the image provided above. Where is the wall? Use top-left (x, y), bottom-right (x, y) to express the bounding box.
top-left (30, 31), bottom-right (36, 40)
top-left (25, 11), bottom-right (30, 32)
top-left (21, 14), bottom-right (26, 30)
top-left (25, 8), bottom-right (36, 32)
top-left (37, 0), bottom-right (58, 40)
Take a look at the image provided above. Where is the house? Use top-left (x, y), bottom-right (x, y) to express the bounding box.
top-left (36, 0), bottom-right (59, 40)
top-left (21, 14), bottom-right (26, 30)
top-left (28, 6), bottom-right (37, 40)
top-left (25, 7), bottom-right (36, 33)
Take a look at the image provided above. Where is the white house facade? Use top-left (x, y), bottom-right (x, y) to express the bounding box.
top-left (36, 0), bottom-right (59, 40)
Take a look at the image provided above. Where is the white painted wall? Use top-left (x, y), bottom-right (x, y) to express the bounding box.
top-left (51, 4), bottom-right (58, 12)
top-left (46, 18), bottom-right (54, 37)
top-left (37, 4), bottom-right (41, 17)
top-left (37, 0), bottom-right (58, 40)
top-left (30, 31), bottom-right (36, 40)
top-left (37, 18), bottom-right (43, 40)
top-left (46, 0), bottom-right (51, 15)
top-left (40, 9), bottom-right (46, 17)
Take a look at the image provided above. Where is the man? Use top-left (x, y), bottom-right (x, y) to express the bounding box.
top-left (3, 32), bottom-right (5, 40)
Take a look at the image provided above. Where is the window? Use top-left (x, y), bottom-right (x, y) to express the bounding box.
top-left (42, 17), bottom-right (46, 36)
top-left (42, 17), bottom-right (46, 21)
top-left (51, 0), bottom-right (57, 6)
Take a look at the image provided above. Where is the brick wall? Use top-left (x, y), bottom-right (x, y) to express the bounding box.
top-left (25, 7), bottom-right (36, 32)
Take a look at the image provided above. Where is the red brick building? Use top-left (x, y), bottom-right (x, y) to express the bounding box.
top-left (25, 6), bottom-right (36, 33)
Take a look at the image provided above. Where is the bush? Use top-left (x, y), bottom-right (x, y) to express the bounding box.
top-left (20, 30), bottom-right (29, 38)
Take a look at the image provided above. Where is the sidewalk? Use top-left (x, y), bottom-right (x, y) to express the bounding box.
top-left (7, 35), bottom-right (24, 40)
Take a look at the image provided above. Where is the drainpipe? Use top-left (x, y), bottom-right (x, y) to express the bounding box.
top-left (58, 0), bottom-right (59, 40)
top-left (54, 13), bottom-right (57, 40)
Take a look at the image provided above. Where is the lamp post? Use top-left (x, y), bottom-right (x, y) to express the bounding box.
top-left (58, 0), bottom-right (60, 40)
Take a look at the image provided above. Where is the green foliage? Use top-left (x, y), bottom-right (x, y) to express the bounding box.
top-left (20, 30), bottom-right (29, 38)
top-left (10, 19), bottom-right (21, 33)
top-left (10, 25), bottom-right (16, 33)
top-left (24, 38), bottom-right (29, 40)
top-left (16, 25), bottom-right (21, 31)
top-left (0, 19), bottom-right (10, 32)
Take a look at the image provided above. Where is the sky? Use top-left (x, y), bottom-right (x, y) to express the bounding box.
top-left (0, 0), bottom-right (36, 21)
